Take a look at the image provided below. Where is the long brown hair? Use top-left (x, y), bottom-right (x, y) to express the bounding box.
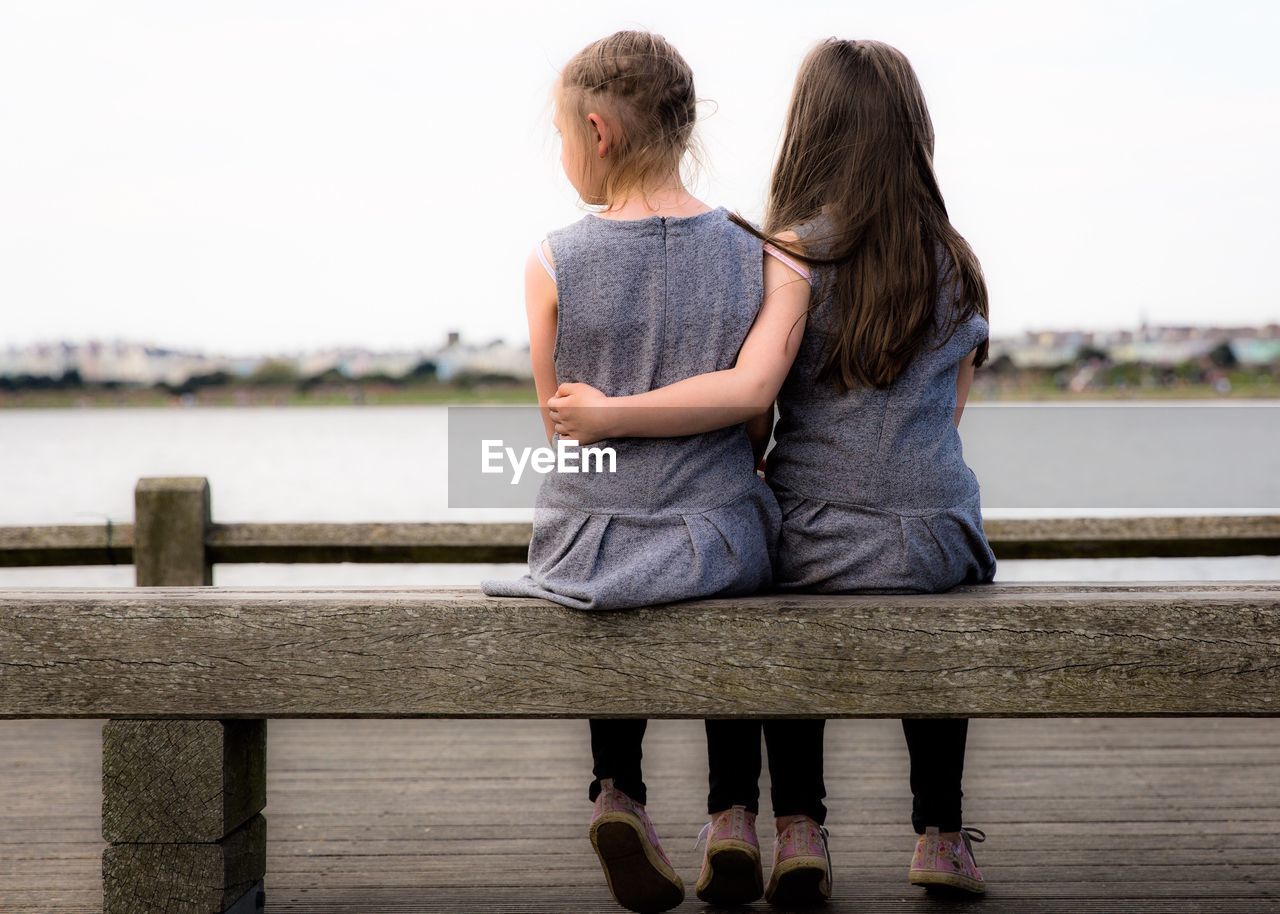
top-left (558, 31), bottom-right (701, 207)
top-left (735, 38), bottom-right (988, 390)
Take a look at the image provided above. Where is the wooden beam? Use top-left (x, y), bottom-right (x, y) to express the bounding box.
top-left (4, 516), bottom-right (1280, 567)
top-left (102, 815), bottom-right (266, 914)
top-left (102, 720), bottom-right (266, 843)
top-left (198, 515), bottom-right (1280, 562)
top-left (0, 522), bottom-right (134, 567)
top-left (983, 514), bottom-right (1280, 559)
top-left (204, 521), bottom-right (532, 564)
top-left (3, 583), bottom-right (1278, 719)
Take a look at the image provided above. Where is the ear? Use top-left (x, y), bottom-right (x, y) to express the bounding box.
top-left (586, 112), bottom-right (611, 159)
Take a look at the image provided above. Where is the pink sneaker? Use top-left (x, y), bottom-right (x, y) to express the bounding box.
top-left (694, 805), bottom-right (764, 906)
top-left (588, 779), bottom-right (685, 913)
top-left (764, 815), bottom-right (832, 907)
top-left (908, 825), bottom-right (987, 894)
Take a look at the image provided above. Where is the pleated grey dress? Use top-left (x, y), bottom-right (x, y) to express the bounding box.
top-left (766, 214), bottom-right (997, 593)
top-left (482, 207), bottom-right (780, 610)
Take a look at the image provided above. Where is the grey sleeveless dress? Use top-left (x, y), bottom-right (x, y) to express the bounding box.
top-left (766, 215), bottom-right (997, 593)
top-left (482, 207), bottom-right (781, 610)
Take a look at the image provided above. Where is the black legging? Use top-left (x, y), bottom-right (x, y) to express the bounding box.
top-left (902, 718), bottom-right (968, 834)
top-left (589, 719), bottom-right (650, 805)
top-left (588, 718), bottom-right (827, 824)
top-left (590, 717), bottom-right (966, 833)
top-left (705, 719), bottom-right (827, 823)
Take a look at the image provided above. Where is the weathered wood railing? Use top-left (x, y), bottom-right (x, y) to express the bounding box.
top-left (2, 477), bottom-right (1279, 914)
top-left (7, 509), bottom-right (1280, 567)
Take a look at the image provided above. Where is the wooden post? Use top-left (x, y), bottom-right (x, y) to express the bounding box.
top-left (134, 476), bottom-right (213, 586)
top-left (102, 477), bottom-right (267, 914)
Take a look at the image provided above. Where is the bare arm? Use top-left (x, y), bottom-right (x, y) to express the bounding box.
top-left (548, 241), bottom-right (810, 444)
top-left (524, 241), bottom-right (558, 442)
top-left (954, 347), bottom-right (977, 427)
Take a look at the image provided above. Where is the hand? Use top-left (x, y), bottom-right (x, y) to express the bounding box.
top-left (547, 382), bottom-right (612, 445)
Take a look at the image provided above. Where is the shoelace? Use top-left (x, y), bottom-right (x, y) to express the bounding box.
top-left (818, 824), bottom-right (834, 893)
top-left (958, 826), bottom-right (986, 865)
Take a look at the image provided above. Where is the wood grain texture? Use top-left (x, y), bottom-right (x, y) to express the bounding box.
top-left (983, 514), bottom-right (1280, 559)
top-left (101, 721), bottom-right (266, 843)
top-left (102, 814), bottom-right (265, 914)
top-left (197, 515), bottom-right (1280, 562)
top-left (2, 584), bottom-right (1278, 718)
top-left (4, 515), bottom-right (1279, 568)
top-left (0, 524), bottom-right (134, 567)
top-left (113, 479), bottom-right (246, 912)
top-left (133, 478), bottom-right (211, 587)
top-left (205, 521), bottom-right (534, 564)
top-left (6, 718), bottom-right (1280, 913)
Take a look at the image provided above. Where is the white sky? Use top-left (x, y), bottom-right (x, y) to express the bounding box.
top-left (1, 1), bottom-right (1277, 355)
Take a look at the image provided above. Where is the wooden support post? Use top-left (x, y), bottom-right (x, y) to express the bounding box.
top-left (102, 720), bottom-right (267, 843)
top-left (134, 477), bottom-right (213, 587)
top-left (103, 817), bottom-right (266, 914)
top-left (102, 477), bottom-right (267, 914)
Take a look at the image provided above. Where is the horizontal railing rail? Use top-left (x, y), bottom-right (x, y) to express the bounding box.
top-left (5, 514), bottom-right (1280, 567)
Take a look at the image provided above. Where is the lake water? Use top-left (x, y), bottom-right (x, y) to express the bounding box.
top-left (2, 403), bottom-right (1278, 586)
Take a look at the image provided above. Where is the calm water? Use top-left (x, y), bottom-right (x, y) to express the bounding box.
top-left (2, 403), bottom-right (1277, 586)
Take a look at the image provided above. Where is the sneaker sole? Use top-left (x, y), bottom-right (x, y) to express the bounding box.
top-left (909, 869), bottom-right (987, 894)
top-left (589, 815), bottom-right (685, 914)
top-left (696, 843), bottom-right (764, 906)
top-left (765, 855), bottom-right (830, 908)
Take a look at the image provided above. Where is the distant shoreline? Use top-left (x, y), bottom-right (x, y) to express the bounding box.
top-left (4, 378), bottom-right (1280, 409)
top-left (0, 382), bottom-right (538, 410)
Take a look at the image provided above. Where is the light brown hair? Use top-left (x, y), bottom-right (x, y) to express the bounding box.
top-left (736, 38), bottom-right (989, 390)
top-left (558, 31), bottom-right (700, 206)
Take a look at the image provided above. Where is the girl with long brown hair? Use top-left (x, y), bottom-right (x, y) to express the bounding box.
top-left (551, 37), bottom-right (996, 900)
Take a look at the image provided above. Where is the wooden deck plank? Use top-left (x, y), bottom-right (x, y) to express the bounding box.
top-left (2, 718), bottom-right (1280, 912)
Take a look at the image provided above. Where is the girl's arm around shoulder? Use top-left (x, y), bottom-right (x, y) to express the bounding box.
top-left (524, 241), bottom-right (558, 442)
top-left (548, 232), bottom-right (810, 444)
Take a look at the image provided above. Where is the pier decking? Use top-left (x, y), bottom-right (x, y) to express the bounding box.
top-left (3, 717), bottom-right (1278, 913)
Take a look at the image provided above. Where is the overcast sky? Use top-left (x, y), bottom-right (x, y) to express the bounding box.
top-left (1, 1), bottom-right (1277, 355)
